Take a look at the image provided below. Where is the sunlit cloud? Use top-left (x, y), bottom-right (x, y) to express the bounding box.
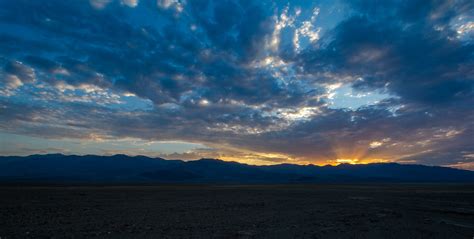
top-left (157, 0), bottom-right (184, 13)
top-left (89, 0), bottom-right (112, 9)
top-left (121, 0), bottom-right (138, 8)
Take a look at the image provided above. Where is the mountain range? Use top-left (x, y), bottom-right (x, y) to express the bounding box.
top-left (1, 154), bottom-right (473, 183)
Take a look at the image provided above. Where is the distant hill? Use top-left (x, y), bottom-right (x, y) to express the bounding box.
top-left (0, 154), bottom-right (473, 183)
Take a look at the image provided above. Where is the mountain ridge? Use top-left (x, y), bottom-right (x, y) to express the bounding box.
top-left (0, 154), bottom-right (473, 183)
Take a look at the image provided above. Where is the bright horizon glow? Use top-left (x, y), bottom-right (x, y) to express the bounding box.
top-left (0, 131), bottom-right (394, 167)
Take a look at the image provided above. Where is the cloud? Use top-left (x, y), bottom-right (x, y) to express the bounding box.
top-left (299, 0), bottom-right (474, 105)
top-left (121, 0), bottom-right (138, 8)
top-left (89, 0), bottom-right (113, 10)
top-left (0, 0), bottom-right (473, 169)
top-left (0, 61), bottom-right (36, 96)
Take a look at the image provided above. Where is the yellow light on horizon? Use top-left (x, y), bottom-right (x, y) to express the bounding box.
top-left (331, 158), bottom-right (389, 166)
top-left (335, 158), bottom-right (360, 164)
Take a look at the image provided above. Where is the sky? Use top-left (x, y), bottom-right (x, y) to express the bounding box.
top-left (0, 0), bottom-right (473, 169)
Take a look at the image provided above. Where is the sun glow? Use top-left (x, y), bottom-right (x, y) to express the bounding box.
top-left (336, 158), bottom-right (360, 164)
top-left (331, 158), bottom-right (389, 166)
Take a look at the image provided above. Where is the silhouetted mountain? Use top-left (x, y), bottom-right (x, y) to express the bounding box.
top-left (0, 154), bottom-right (473, 183)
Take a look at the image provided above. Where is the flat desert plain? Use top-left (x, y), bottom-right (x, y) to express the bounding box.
top-left (1, 184), bottom-right (473, 238)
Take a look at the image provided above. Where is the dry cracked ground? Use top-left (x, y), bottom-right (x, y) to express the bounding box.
top-left (1, 184), bottom-right (473, 238)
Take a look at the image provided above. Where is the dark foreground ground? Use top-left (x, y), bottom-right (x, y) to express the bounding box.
top-left (0, 184), bottom-right (473, 239)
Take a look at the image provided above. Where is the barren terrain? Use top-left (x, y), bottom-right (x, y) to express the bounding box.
top-left (1, 184), bottom-right (473, 238)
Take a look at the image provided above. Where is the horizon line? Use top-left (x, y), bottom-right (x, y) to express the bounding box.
top-left (1, 153), bottom-right (471, 172)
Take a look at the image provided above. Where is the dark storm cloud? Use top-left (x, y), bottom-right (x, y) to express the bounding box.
top-left (0, 0), bottom-right (473, 167)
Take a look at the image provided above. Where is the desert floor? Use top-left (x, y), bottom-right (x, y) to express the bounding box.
top-left (1, 184), bottom-right (473, 238)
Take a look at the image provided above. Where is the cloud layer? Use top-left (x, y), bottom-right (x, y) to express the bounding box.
top-left (0, 0), bottom-right (473, 168)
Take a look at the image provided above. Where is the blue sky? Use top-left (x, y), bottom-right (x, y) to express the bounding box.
top-left (0, 0), bottom-right (473, 168)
